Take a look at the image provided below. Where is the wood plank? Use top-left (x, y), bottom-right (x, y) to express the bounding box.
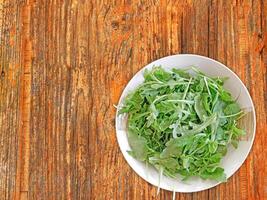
top-left (17, 1), bottom-right (32, 197)
top-left (0, 0), bottom-right (23, 199)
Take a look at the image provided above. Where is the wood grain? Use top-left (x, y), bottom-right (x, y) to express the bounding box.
top-left (0, 0), bottom-right (266, 199)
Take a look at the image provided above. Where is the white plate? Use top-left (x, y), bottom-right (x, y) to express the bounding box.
top-left (115, 54), bottom-right (256, 193)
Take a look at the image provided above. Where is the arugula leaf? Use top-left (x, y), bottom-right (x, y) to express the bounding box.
top-left (127, 129), bottom-right (149, 161)
top-left (208, 141), bottom-right (218, 154)
top-left (172, 68), bottom-right (190, 79)
top-left (232, 125), bottom-right (246, 137)
top-left (200, 167), bottom-right (226, 182)
top-left (224, 103), bottom-right (241, 115)
top-left (161, 134), bottom-right (195, 157)
top-left (149, 154), bottom-right (180, 175)
top-left (194, 94), bottom-right (208, 121)
top-left (220, 90), bottom-right (233, 102)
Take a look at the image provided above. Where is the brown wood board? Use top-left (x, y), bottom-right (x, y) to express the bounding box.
top-left (0, 0), bottom-right (266, 199)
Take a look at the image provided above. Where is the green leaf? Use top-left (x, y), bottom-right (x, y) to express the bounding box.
top-left (172, 68), bottom-right (190, 79)
top-left (144, 67), bottom-right (171, 82)
top-left (181, 156), bottom-right (190, 169)
top-left (200, 167), bottom-right (226, 182)
top-left (232, 125), bottom-right (246, 137)
top-left (149, 154), bottom-right (180, 173)
top-left (209, 153), bottom-right (222, 164)
top-left (119, 91), bottom-right (143, 114)
top-left (231, 140), bottom-right (238, 148)
top-left (127, 130), bottom-right (149, 161)
top-left (215, 127), bottom-right (225, 140)
top-left (224, 103), bottom-right (241, 115)
top-left (217, 145), bottom-right (227, 156)
top-left (208, 141), bottom-right (218, 154)
top-left (156, 101), bottom-right (177, 114)
top-left (213, 100), bottom-right (225, 113)
top-left (220, 90), bottom-right (233, 102)
top-left (202, 93), bottom-right (212, 114)
top-left (194, 94), bottom-right (207, 121)
top-left (160, 135), bottom-right (194, 158)
top-left (183, 114), bottom-right (217, 135)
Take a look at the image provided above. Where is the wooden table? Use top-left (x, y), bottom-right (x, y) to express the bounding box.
top-left (0, 0), bottom-right (266, 199)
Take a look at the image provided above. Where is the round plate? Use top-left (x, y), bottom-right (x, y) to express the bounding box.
top-left (115, 54), bottom-right (256, 193)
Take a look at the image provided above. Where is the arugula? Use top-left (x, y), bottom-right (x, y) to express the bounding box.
top-left (119, 66), bottom-right (246, 182)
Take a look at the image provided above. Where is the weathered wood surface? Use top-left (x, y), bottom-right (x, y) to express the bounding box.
top-left (0, 0), bottom-right (266, 199)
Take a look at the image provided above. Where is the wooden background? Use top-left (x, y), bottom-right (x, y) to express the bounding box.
top-left (0, 0), bottom-right (266, 199)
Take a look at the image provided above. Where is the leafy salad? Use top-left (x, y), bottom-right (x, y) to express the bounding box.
top-left (118, 66), bottom-right (246, 182)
